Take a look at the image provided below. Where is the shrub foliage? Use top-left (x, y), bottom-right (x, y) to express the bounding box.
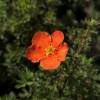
top-left (0, 0), bottom-right (100, 100)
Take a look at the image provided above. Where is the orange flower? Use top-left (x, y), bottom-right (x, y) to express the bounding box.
top-left (26, 31), bottom-right (69, 70)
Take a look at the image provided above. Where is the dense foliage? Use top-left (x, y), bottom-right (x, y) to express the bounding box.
top-left (0, 0), bottom-right (100, 100)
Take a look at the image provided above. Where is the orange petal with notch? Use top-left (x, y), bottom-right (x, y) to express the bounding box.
top-left (51, 31), bottom-right (64, 47)
top-left (40, 55), bottom-right (60, 70)
top-left (55, 42), bottom-right (69, 61)
top-left (26, 45), bottom-right (45, 63)
top-left (32, 32), bottom-right (51, 49)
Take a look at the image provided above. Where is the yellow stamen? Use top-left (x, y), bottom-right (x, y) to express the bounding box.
top-left (45, 45), bottom-right (55, 56)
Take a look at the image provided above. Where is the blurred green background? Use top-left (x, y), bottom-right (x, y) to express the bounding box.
top-left (0, 0), bottom-right (100, 100)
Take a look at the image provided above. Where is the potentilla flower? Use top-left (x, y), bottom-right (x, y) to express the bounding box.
top-left (26, 31), bottom-right (69, 70)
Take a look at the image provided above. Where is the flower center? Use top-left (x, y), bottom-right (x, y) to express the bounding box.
top-left (45, 45), bottom-right (55, 56)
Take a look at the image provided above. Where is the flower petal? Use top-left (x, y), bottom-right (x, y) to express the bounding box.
top-left (51, 31), bottom-right (64, 47)
top-left (54, 42), bottom-right (69, 61)
top-left (40, 55), bottom-right (60, 70)
top-left (26, 45), bottom-right (45, 63)
top-left (32, 32), bottom-right (51, 48)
